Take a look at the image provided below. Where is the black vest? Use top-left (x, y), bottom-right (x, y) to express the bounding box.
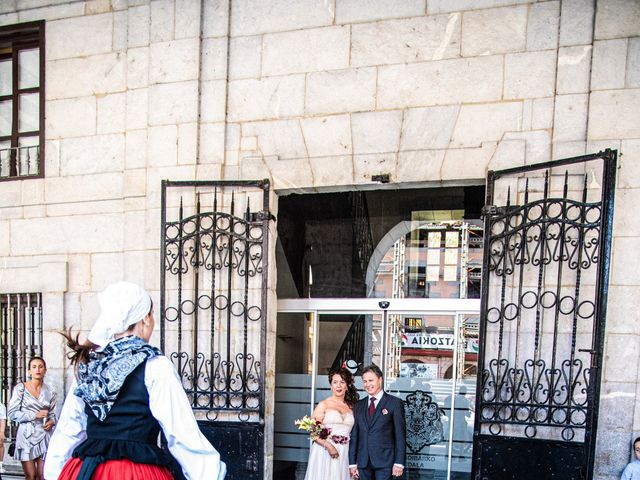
top-left (72, 361), bottom-right (175, 477)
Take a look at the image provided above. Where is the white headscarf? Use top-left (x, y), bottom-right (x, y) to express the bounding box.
top-left (88, 282), bottom-right (152, 349)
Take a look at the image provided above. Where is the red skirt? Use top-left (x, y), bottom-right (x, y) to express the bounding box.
top-left (58, 457), bottom-right (174, 480)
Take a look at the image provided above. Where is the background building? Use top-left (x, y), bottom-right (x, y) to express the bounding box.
top-left (0, 1), bottom-right (639, 479)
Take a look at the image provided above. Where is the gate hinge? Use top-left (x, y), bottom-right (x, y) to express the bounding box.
top-left (246, 210), bottom-right (276, 222)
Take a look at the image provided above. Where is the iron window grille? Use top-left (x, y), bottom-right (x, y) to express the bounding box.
top-left (0, 293), bottom-right (43, 440)
top-left (0, 21), bottom-right (45, 181)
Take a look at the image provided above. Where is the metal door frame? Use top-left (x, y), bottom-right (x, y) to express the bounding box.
top-left (471, 150), bottom-right (617, 479)
top-left (278, 297), bottom-right (480, 480)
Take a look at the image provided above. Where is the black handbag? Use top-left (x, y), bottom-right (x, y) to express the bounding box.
top-left (7, 383), bottom-right (25, 458)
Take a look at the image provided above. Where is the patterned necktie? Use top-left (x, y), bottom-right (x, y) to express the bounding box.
top-left (368, 397), bottom-right (375, 417)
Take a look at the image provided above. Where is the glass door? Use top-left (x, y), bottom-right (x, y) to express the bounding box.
top-left (274, 298), bottom-right (479, 480)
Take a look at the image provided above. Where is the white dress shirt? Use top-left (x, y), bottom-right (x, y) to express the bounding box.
top-left (44, 355), bottom-right (226, 480)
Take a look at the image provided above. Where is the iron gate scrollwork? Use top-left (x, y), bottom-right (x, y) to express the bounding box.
top-left (472, 150), bottom-right (617, 480)
top-left (160, 179), bottom-right (272, 479)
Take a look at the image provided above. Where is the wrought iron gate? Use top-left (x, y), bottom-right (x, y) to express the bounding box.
top-left (160, 180), bottom-right (272, 479)
top-left (472, 150), bottom-right (617, 480)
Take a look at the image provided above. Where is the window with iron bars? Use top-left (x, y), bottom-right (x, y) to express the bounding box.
top-left (1, 293), bottom-right (43, 440)
top-left (0, 21), bottom-right (45, 181)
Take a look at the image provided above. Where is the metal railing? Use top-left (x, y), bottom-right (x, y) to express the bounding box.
top-left (0, 145), bottom-right (40, 179)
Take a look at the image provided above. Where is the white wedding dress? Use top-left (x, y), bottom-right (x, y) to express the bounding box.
top-left (304, 409), bottom-right (355, 480)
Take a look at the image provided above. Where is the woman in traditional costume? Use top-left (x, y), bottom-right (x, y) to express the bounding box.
top-left (44, 281), bottom-right (226, 480)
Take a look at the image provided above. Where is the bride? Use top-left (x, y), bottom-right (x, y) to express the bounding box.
top-left (304, 367), bottom-right (359, 480)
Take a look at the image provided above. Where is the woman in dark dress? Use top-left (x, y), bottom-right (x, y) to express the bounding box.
top-left (44, 281), bottom-right (226, 480)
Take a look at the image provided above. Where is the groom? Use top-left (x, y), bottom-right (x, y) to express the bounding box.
top-left (349, 364), bottom-right (406, 479)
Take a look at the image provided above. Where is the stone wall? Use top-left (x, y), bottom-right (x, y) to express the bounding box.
top-left (0, 0), bottom-right (639, 478)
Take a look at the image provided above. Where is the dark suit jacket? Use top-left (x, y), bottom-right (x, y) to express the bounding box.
top-left (349, 391), bottom-right (406, 469)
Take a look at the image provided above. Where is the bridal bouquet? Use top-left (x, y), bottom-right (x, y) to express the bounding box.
top-left (294, 415), bottom-right (331, 440)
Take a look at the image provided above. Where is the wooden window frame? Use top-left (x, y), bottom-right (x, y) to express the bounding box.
top-left (0, 20), bottom-right (45, 181)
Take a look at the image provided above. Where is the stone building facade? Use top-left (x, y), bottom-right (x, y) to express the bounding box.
top-left (0, 0), bottom-right (639, 479)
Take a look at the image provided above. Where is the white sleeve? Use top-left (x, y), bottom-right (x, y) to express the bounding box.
top-left (145, 356), bottom-right (226, 480)
top-left (43, 380), bottom-right (87, 480)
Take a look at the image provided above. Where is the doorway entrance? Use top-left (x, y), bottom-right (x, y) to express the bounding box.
top-left (274, 298), bottom-right (479, 480)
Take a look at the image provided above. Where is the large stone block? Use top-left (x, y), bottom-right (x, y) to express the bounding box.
top-left (11, 212), bottom-right (124, 255)
top-left (113, 10), bottom-right (128, 51)
top-left (148, 80), bottom-right (199, 125)
top-left (351, 14), bottom-right (460, 67)
top-left (527, 1), bottom-right (560, 51)
top-left (553, 94), bottom-right (588, 142)
top-left (0, 221), bottom-right (9, 256)
top-left (230, 0), bottom-right (334, 36)
top-left (503, 130), bottom-right (552, 165)
top-left (229, 36), bottom-right (261, 80)
top-left (611, 237), bottom-right (640, 285)
top-left (46, 96), bottom-right (96, 139)
top-left (488, 139), bottom-right (525, 171)
top-left (97, 93), bottom-right (126, 135)
top-left (123, 168), bottom-right (146, 198)
top-left (619, 140), bottom-right (640, 188)
top-left (396, 150), bottom-right (444, 183)
top-left (352, 110), bottom-right (402, 155)
top-left (91, 253), bottom-right (125, 291)
top-left (60, 133), bottom-right (125, 176)
top-left (147, 125), bottom-right (178, 167)
top-left (200, 80), bottom-right (226, 122)
top-left (174, 0), bottom-right (201, 39)
top-left (241, 119), bottom-right (307, 159)
top-left (604, 333), bottom-right (640, 383)
top-left (47, 53), bottom-right (127, 100)
top-left (67, 254), bottom-right (91, 292)
top-left (591, 39), bottom-right (628, 90)
top-left (559, 0), bottom-right (595, 46)
top-left (354, 153), bottom-right (396, 184)
top-left (531, 97), bottom-right (554, 130)
top-left (46, 13), bottom-right (113, 60)
top-left (461, 5), bottom-right (527, 57)
top-left (400, 105), bottom-right (458, 150)
top-left (227, 75), bottom-right (305, 122)
top-left (127, 47), bottom-right (149, 89)
top-left (202, 0), bottom-right (228, 38)
top-left (556, 46), bottom-right (593, 94)
top-left (450, 102), bottom-right (522, 148)
top-left (202, 37), bottom-right (228, 81)
top-left (301, 114), bottom-right (352, 158)
top-left (336, 0), bottom-right (425, 24)
top-left (428, 0), bottom-right (529, 14)
top-left (595, 0), bottom-right (640, 40)
top-left (305, 68), bottom-right (376, 115)
top-left (628, 38), bottom-right (640, 88)
top-left (588, 89), bottom-right (640, 139)
top-left (504, 50), bottom-right (557, 100)
top-left (126, 88), bottom-right (149, 130)
top-left (262, 26), bottom-right (349, 76)
top-left (150, 38), bottom-right (200, 84)
top-left (613, 188), bottom-right (640, 237)
top-left (127, 5), bottom-right (150, 48)
top-left (308, 155), bottom-right (354, 187)
top-left (441, 142), bottom-right (496, 180)
top-left (44, 172), bottom-right (123, 204)
top-left (377, 56), bottom-right (503, 109)
top-left (198, 122), bottom-right (225, 164)
top-left (21, 178), bottom-right (45, 206)
top-left (18, 2), bottom-right (84, 22)
top-left (178, 122), bottom-right (198, 165)
top-left (150, 0), bottom-right (174, 43)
